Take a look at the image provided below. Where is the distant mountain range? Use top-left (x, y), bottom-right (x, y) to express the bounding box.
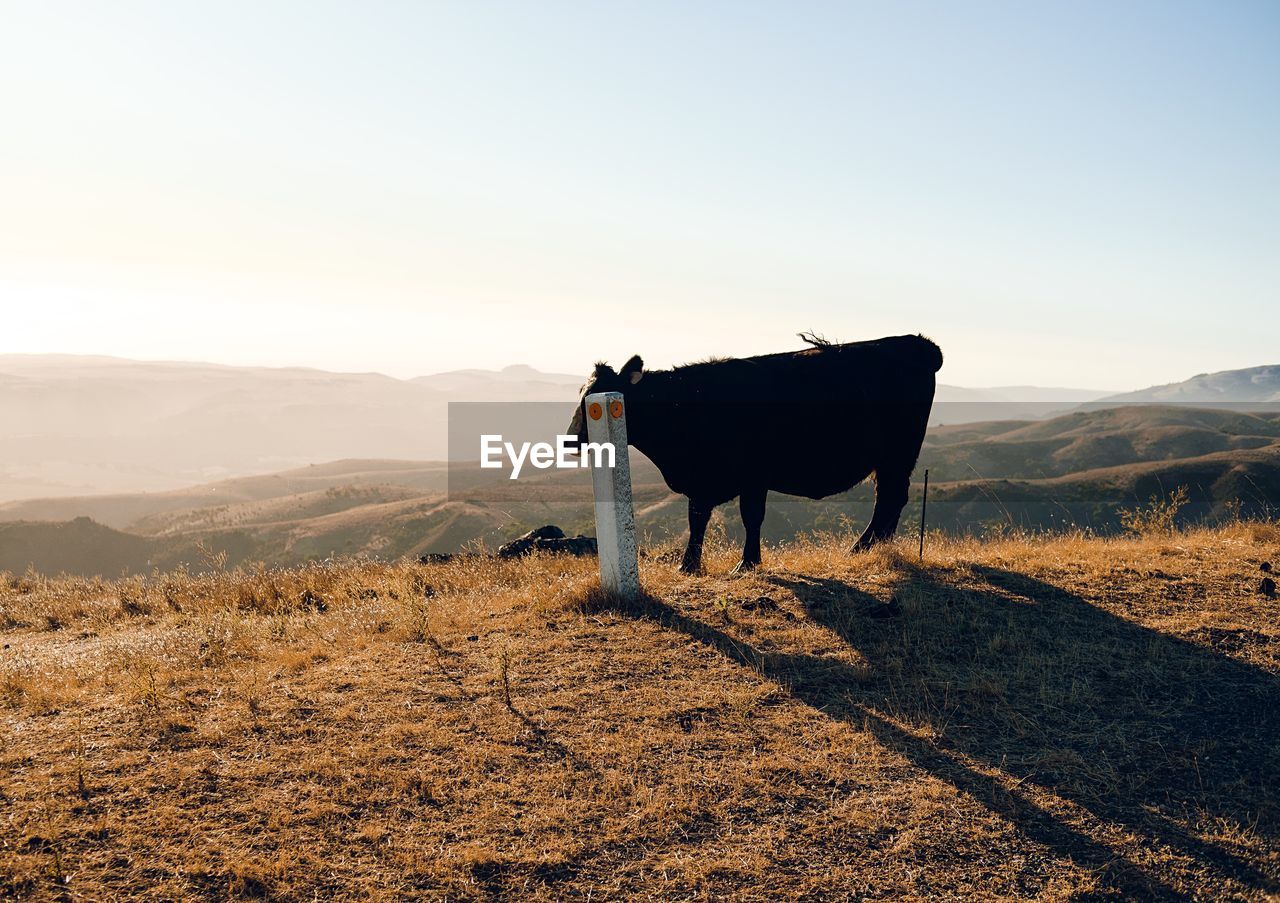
top-left (1093, 365), bottom-right (1280, 405)
top-left (0, 355), bottom-right (582, 501)
top-left (0, 353), bottom-right (1277, 503)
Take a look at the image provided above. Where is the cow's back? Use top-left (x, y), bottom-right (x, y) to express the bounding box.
top-left (628, 336), bottom-right (940, 501)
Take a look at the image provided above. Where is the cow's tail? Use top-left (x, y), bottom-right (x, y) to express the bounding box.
top-left (914, 335), bottom-right (944, 372)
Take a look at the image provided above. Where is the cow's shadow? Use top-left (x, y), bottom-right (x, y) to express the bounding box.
top-left (606, 562), bottom-right (1279, 899)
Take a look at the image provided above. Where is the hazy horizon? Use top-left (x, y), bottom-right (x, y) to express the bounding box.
top-left (0, 348), bottom-right (1143, 391)
top-left (2, 2), bottom-right (1276, 391)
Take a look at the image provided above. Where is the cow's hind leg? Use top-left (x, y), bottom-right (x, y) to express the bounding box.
top-left (731, 489), bottom-right (767, 574)
top-left (680, 498), bottom-right (715, 574)
top-left (852, 468), bottom-right (911, 552)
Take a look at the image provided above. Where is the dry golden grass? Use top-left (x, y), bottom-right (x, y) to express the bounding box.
top-left (2, 525), bottom-right (1278, 900)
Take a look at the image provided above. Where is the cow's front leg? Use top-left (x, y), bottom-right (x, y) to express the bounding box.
top-left (731, 489), bottom-right (767, 574)
top-left (680, 499), bottom-right (714, 574)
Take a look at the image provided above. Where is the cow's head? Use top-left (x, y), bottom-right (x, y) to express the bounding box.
top-left (565, 355), bottom-right (644, 446)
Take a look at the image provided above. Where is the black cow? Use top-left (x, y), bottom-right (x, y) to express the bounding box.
top-left (568, 334), bottom-right (942, 574)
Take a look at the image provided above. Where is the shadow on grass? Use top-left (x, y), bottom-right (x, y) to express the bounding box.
top-left (601, 564), bottom-right (1279, 900)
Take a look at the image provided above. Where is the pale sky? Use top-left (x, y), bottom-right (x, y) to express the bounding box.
top-left (1, 1), bottom-right (1276, 389)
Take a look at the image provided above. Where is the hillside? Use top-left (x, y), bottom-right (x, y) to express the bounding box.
top-left (0, 460), bottom-right (453, 530)
top-left (923, 443), bottom-right (1280, 534)
top-left (1096, 364), bottom-right (1280, 406)
top-left (2, 527), bottom-right (1277, 899)
top-left (923, 407), bottom-right (1280, 480)
top-left (2, 406), bottom-right (1279, 576)
top-left (0, 518), bottom-right (155, 577)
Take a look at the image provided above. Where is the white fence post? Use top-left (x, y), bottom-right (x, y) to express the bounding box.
top-left (584, 391), bottom-right (640, 598)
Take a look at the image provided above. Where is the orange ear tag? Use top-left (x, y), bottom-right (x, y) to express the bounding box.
top-left (588, 402), bottom-right (603, 421)
top-left (609, 400), bottom-right (624, 418)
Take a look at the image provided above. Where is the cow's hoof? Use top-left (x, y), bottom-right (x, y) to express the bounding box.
top-left (730, 560), bottom-right (760, 575)
top-left (679, 561), bottom-right (703, 576)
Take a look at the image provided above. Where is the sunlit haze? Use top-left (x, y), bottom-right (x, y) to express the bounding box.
top-left (2, 1), bottom-right (1277, 389)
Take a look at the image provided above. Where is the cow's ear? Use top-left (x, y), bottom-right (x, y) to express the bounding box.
top-left (593, 361), bottom-right (615, 379)
top-left (621, 355), bottom-right (645, 385)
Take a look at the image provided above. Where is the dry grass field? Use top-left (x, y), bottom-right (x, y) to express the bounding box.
top-left (2, 525), bottom-right (1278, 900)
